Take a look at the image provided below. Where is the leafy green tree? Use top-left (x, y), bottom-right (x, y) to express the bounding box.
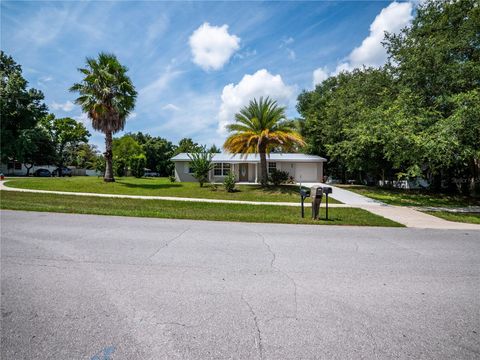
top-left (70, 52), bottom-right (137, 182)
top-left (67, 143), bottom-right (100, 169)
top-left (128, 132), bottom-right (175, 176)
top-left (41, 115), bottom-right (90, 175)
top-left (175, 138), bottom-right (201, 155)
top-left (187, 147), bottom-right (214, 187)
top-left (130, 154), bottom-right (147, 178)
top-left (0, 51), bottom-right (47, 163)
top-left (208, 144), bottom-right (221, 153)
top-left (224, 97), bottom-right (305, 186)
top-left (384, 0), bottom-right (480, 192)
top-left (17, 127), bottom-right (55, 176)
top-left (112, 135), bottom-right (144, 164)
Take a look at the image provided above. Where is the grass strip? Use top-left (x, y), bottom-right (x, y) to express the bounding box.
top-left (5, 177), bottom-right (341, 203)
top-left (424, 211), bottom-right (480, 225)
top-left (0, 190), bottom-right (401, 227)
top-left (337, 185), bottom-right (478, 208)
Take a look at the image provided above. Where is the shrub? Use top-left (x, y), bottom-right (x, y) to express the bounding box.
top-left (114, 159), bottom-right (127, 177)
top-left (269, 169), bottom-right (289, 185)
top-left (188, 147), bottom-right (214, 187)
top-left (130, 154), bottom-right (146, 178)
top-left (168, 174), bottom-right (176, 182)
top-left (223, 172), bottom-right (236, 192)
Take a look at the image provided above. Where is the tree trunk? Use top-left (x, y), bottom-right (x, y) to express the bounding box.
top-left (259, 150), bottom-right (268, 186)
top-left (104, 131), bottom-right (115, 182)
top-left (25, 164), bottom-right (33, 176)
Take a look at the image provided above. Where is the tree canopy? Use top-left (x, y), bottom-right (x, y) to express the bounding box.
top-left (297, 0), bottom-right (480, 194)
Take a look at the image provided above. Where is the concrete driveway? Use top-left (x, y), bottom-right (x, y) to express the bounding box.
top-left (1, 210), bottom-right (479, 359)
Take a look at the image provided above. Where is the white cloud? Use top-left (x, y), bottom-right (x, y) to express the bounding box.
top-left (129, 112), bottom-right (137, 119)
top-left (287, 49), bottom-right (296, 60)
top-left (312, 67), bottom-right (329, 87)
top-left (51, 100), bottom-right (74, 112)
top-left (162, 103), bottom-right (180, 111)
top-left (189, 22), bottom-right (240, 71)
top-left (312, 1), bottom-right (413, 84)
top-left (218, 69), bottom-right (294, 134)
top-left (336, 1), bottom-right (413, 74)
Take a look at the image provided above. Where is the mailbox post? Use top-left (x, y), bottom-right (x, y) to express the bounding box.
top-left (322, 186), bottom-right (333, 220)
top-left (310, 185), bottom-right (323, 220)
top-left (299, 187), bottom-right (310, 218)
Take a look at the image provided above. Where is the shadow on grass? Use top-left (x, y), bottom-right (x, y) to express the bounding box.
top-left (116, 181), bottom-right (182, 190)
top-left (256, 185), bottom-right (300, 195)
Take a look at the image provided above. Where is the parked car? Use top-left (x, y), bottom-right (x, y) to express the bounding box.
top-left (52, 167), bottom-right (72, 177)
top-left (144, 171), bottom-right (160, 177)
top-left (33, 168), bottom-right (52, 177)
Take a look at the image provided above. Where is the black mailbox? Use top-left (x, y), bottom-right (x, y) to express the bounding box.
top-left (299, 187), bottom-right (310, 218)
top-left (300, 188), bottom-right (310, 198)
top-left (321, 186), bottom-right (333, 220)
top-left (322, 186), bottom-right (332, 195)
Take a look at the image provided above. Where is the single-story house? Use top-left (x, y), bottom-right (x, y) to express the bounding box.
top-left (171, 152), bottom-right (327, 183)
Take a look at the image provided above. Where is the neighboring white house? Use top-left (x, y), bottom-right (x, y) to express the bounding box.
top-left (171, 152), bottom-right (327, 183)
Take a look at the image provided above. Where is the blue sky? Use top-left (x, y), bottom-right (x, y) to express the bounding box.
top-left (1, 1), bottom-right (414, 150)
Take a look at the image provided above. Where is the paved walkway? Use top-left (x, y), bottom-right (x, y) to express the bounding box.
top-left (301, 182), bottom-right (480, 230)
top-left (2, 180), bottom-right (480, 230)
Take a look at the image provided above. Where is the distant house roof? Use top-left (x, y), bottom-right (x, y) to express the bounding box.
top-left (171, 152), bottom-right (327, 163)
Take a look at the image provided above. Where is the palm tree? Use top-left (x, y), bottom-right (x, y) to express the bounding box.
top-left (70, 53), bottom-right (137, 182)
top-left (223, 97), bottom-right (305, 186)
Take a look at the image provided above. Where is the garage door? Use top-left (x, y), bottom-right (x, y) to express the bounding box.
top-left (295, 163), bottom-right (318, 182)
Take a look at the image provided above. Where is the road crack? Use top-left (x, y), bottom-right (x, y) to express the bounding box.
top-left (148, 227), bottom-right (190, 260)
top-left (241, 294), bottom-right (264, 360)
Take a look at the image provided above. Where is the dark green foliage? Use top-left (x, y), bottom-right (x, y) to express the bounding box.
top-left (0, 51), bottom-right (48, 162)
top-left (175, 138), bottom-right (202, 155)
top-left (40, 115), bottom-right (90, 174)
top-left (187, 147), bottom-right (214, 187)
top-left (298, 0), bottom-right (480, 194)
top-left (17, 127), bottom-right (56, 175)
top-left (114, 159), bottom-right (127, 177)
top-left (269, 169), bottom-right (289, 186)
top-left (223, 172), bottom-right (236, 192)
top-left (127, 132), bottom-right (175, 176)
top-left (130, 154), bottom-right (146, 178)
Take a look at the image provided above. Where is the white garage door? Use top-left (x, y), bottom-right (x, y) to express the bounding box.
top-left (295, 163), bottom-right (318, 182)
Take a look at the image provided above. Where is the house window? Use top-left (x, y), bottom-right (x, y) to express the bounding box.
top-left (184, 163), bottom-right (194, 174)
top-left (268, 162), bottom-right (277, 174)
top-left (214, 163), bottom-right (222, 176)
top-left (14, 161), bottom-right (22, 170)
top-left (214, 163), bottom-right (230, 176)
top-left (222, 163), bottom-right (231, 176)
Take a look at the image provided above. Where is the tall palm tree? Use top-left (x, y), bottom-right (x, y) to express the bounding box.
top-left (223, 97), bottom-right (305, 186)
top-left (70, 53), bottom-right (137, 182)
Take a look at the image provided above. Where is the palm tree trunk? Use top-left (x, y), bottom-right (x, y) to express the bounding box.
top-left (104, 131), bottom-right (115, 182)
top-left (260, 151), bottom-right (268, 186)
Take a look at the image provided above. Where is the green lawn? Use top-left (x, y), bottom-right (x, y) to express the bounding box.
top-left (0, 191), bottom-right (401, 227)
top-left (5, 177), bottom-right (341, 203)
top-left (337, 185), bottom-right (479, 208)
top-left (425, 211), bottom-right (480, 224)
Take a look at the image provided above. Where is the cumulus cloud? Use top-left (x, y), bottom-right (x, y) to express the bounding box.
top-left (347, 1), bottom-right (413, 69)
top-left (312, 1), bottom-right (413, 84)
top-left (312, 67), bottom-right (329, 87)
top-left (189, 22), bottom-right (240, 71)
top-left (218, 69), bottom-right (294, 134)
top-left (51, 100), bottom-right (74, 112)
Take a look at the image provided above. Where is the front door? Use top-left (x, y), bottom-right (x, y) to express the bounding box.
top-left (239, 164), bottom-right (248, 182)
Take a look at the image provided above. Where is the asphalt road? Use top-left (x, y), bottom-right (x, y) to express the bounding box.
top-left (1, 210), bottom-right (479, 360)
